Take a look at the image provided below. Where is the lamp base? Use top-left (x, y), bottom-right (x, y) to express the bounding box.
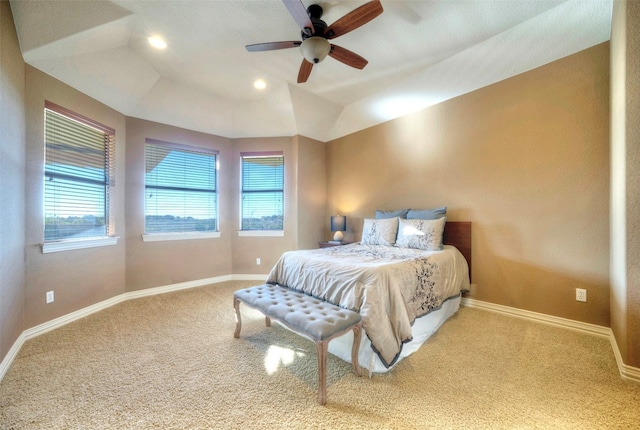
top-left (333, 231), bottom-right (344, 242)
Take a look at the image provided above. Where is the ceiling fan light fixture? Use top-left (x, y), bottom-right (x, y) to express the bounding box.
top-left (300, 37), bottom-right (331, 64)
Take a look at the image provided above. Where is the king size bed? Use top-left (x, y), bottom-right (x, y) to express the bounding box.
top-left (265, 214), bottom-right (471, 373)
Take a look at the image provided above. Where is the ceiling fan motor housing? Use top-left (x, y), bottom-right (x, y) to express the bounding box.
top-left (302, 4), bottom-right (328, 40)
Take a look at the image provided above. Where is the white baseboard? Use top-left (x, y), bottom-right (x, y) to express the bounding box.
top-left (608, 328), bottom-right (640, 382)
top-left (0, 332), bottom-right (26, 384)
top-left (461, 297), bottom-right (611, 337)
top-left (0, 274), bottom-right (267, 381)
top-left (2, 279), bottom-right (637, 384)
top-left (462, 297), bottom-right (640, 383)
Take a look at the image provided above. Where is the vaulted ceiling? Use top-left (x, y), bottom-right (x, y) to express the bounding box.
top-left (10, 0), bottom-right (612, 142)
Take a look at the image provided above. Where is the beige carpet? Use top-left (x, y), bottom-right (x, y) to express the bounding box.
top-left (1, 280), bottom-right (639, 429)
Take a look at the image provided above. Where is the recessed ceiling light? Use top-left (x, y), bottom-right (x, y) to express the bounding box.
top-left (254, 79), bottom-right (267, 90)
top-left (148, 36), bottom-right (167, 50)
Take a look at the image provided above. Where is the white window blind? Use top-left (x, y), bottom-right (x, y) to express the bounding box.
top-left (44, 102), bottom-right (115, 243)
top-left (241, 152), bottom-right (284, 230)
top-left (145, 139), bottom-right (218, 234)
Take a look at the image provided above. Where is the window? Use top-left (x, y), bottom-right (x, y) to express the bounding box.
top-left (43, 102), bottom-right (116, 251)
top-left (144, 139), bottom-right (218, 239)
top-left (241, 152), bottom-right (284, 231)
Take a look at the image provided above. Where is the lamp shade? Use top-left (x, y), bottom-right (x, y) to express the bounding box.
top-left (330, 215), bottom-right (346, 232)
top-left (300, 37), bottom-right (331, 64)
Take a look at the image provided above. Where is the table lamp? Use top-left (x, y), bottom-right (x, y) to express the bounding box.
top-left (330, 215), bottom-right (346, 242)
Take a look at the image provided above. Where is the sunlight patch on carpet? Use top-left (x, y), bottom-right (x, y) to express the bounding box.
top-left (264, 345), bottom-right (306, 375)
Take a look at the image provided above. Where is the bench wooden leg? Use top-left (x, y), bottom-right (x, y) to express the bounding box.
top-left (351, 323), bottom-right (363, 377)
top-left (315, 340), bottom-right (328, 405)
top-left (233, 297), bottom-right (242, 338)
top-left (233, 286), bottom-right (362, 406)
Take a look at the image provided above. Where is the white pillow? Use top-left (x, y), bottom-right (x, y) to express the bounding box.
top-left (361, 217), bottom-right (399, 246)
top-left (395, 217), bottom-right (446, 251)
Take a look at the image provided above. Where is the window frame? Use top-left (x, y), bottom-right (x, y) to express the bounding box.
top-left (42, 101), bottom-right (118, 253)
top-left (238, 152), bottom-right (285, 237)
top-left (142, 138), bottom-right (220, 242)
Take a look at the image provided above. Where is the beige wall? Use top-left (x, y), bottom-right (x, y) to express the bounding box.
top-left (611, 0), bottom-right (640, 368)
top-left (124, 123), bottom-right (327, 287)
top-left (294, 135), bottom-right (327, 249)
top-left (230, 137), bottom-right (298, 274)
top-left (327, 43), bottom-right (611, 326)
top-left (0, 0), bottom-right (26, 362)
top-left (125, 118), bottom-right (234, 290)
top-left (626, 0), bottom-right (640, 370)
top-left (16, 77), bottom-right (328, 330)
top-left (23, 66), bottom-right (128, 328)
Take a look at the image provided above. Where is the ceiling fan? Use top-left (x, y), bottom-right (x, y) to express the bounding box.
top-left (246, 0), bottom-right (384, 83)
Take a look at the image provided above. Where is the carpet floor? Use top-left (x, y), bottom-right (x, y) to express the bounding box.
top-left (1, 280), bottom-right (639, 429)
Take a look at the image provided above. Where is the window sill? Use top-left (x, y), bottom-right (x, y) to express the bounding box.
top-left (142, 231), bottom-right (221, 242)
top-left (237, 230), bottom-right (285, 237)
top-left (42, 237), bottom-right (119, 254)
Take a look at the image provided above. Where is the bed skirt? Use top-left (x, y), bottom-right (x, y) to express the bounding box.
top-left (327, 295), bottom-right (462, 373)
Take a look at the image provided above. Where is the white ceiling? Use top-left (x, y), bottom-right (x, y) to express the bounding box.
top-left (10, 0), bottom-right (612, 142)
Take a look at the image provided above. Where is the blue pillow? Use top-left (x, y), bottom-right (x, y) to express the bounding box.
top-left (375, 209), bottom-right (409, 219)
top-left (406, 206), bottom-right (447, 220)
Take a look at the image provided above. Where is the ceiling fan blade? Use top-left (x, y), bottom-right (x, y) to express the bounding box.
top-left (326, 0), bottom-right (383, 39)
top-left (246, 41), bottom-right (301, 52)
top-left (297, 59), bottom-right (313, 83)
top-left (329, 44), bottom-right (368, 69)
top-left (282, 0), bottom-right (314, 36)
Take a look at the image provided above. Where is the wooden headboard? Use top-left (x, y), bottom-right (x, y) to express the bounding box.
top-left (443, 221), bottom-right (472, 281)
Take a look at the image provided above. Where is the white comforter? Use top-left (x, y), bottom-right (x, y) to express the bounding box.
top-left (266, 244), bottom-right (470, 367)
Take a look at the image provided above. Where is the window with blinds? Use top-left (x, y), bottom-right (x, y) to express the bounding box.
top-left (145, 139), bottom-right (218, 234)
top-left (44, 102), bottom-right (115, 243)
top-left (241, 153), bottom-right (284, 230)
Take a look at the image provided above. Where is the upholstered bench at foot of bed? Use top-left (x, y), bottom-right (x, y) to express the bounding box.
top-left (233, 283), bottom-right (362, 405)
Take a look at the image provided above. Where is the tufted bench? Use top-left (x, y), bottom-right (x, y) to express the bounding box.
top-left (233, 283), bottom-right (362, 405)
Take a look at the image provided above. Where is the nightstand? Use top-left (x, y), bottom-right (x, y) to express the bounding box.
top-left (318, 241), bottom-right (353, 248)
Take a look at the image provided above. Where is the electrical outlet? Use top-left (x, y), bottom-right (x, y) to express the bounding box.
top-left (46, 291), bottom-right (55, 304)
top-left (256, 258), bottom-right (261, 265)
top-left (576, 288), bottom-right (587, 302)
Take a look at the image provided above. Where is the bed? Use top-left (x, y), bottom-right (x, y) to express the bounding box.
top-left (266, 218), bottom-right (471, 373)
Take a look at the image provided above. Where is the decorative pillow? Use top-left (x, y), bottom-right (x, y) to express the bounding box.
top-left (375, 208), bottom-right (409, 219)
top-left (361, 217), bottom-right (399, 246)
top-left (395, 217), bottom-right (447, 251)
top-left (406, 206), bottom-right (447, 220)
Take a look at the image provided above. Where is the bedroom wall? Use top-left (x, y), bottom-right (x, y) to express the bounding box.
top-left (610, 0), bottom-right (640, 368)
top-left (326, 43), bottom-right (611, 327)
top-left (18, 78), bottom-right (326, 329)
top-left (23, 66), bottom-right (127, 329)
top-left (124, 118), bottom-right (234, 290)
top-left (229, 136), bottom-right (298, 275)
top-left (294, 135), bottom-right (327, 250)
top-left (623, 0), bottom-right (640, 370)
top-left (125, 122), bottom-right (325, 286)
top-left (0, 0), bottom-right (26, 364)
